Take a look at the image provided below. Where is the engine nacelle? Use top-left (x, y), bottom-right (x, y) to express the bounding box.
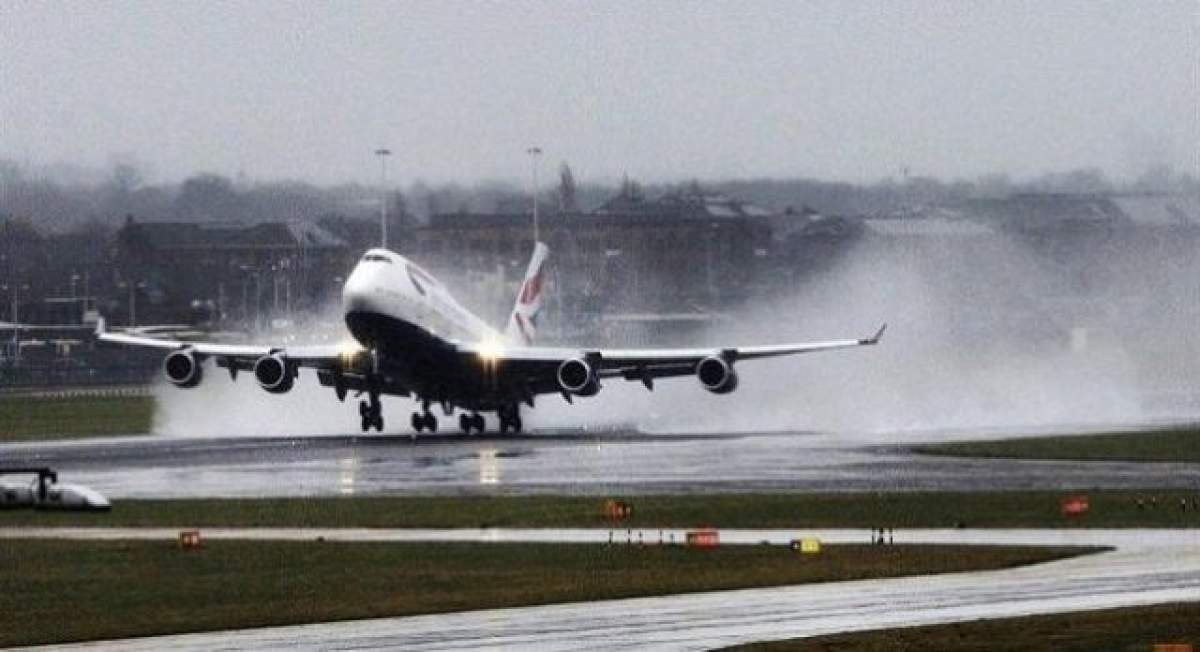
top-left (696, 356), bottom-right (739, 394)
top-left (557, 357), bottom-right (600, 396)
top-left (254, 353), bottom-right (295, 394)
top-left (163, 350), bottom-right (203, 388)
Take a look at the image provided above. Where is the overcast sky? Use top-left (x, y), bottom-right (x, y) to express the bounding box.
top-left (2, 1), bottom-right (1196, 186)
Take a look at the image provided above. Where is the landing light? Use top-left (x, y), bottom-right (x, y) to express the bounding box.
top-left (476, 338), bottom-right (505, 363)
top-left (337, 340), bottom-right (364, 361)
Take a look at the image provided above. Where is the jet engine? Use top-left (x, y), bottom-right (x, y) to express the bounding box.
top-left (696, 356), bottom-right (738, 394)
top-left (163, 350), bottom-right (203, 388)
top-left (557, 358), bottom-right (600, 396)
top-left (254, 353), bottom-right (295, 394)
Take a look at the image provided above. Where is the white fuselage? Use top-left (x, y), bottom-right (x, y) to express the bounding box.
top-left (341, 249), bottom-right (500, 348)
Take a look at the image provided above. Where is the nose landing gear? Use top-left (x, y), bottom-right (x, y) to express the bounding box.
top-left (358, 392), bottom-right (383, 433)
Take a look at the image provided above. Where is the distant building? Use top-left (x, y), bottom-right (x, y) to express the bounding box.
top-left (115, 218), bottom-right (352, 328)
top-left (407, 189), bottom-right (774, 342)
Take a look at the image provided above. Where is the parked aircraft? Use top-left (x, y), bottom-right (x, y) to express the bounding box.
top-left (99, 243), bottom-right (884, 434)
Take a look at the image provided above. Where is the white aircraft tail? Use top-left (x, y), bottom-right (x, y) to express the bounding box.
top-left (504, 241), bottom-right (550, 346)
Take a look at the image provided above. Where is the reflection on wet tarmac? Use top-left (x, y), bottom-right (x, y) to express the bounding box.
top-left (2, 425), bottom-right (1197, 499)
top-left (478, 448), bottom-right (499, 485)
top-left (338, 455), bottom-right (357, 496)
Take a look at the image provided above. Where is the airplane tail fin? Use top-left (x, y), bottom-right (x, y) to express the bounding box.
top-left (504, 241), bottom-right (550, 346)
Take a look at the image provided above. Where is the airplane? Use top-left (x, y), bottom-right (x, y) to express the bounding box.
top-left (98, 242), bottom-right (885, 435)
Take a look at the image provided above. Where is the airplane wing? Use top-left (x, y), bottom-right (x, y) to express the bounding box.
top-left (95, 319), bottom-right (348, 365)
top-left (456, 324), bottom-right (886, 396)
top-left (93, 318), bottom-right (392, 396)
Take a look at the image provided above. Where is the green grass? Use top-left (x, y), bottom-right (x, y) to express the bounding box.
top-left (4, 491), bottom-right (1200, 529)
top-left (0, 395), bottom-right (154, 440)
top-left (733, 602), bottom-right (1200, 651)
top-left (0, 539), bottom-right (1096, 647)
top-left (915, 425), bottom-right (1200, 463)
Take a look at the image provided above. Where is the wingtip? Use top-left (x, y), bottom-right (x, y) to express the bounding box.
top-left (864, 322), bottom-right (887, 345)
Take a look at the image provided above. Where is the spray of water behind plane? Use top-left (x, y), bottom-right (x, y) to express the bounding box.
top-left (151, 226), bottom-right (1198, 441)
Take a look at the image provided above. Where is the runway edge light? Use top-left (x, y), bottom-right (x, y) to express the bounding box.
top-left (686, 528), bottom-right (719, 548)
top-left (790, 538), bottom-right (822, 554)
top-left (1060, 494), bottom-right (1090, 518)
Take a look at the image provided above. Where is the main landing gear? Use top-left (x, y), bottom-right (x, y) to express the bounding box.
top-left (359, 392), bottom-right (383, 433)
top-left (497, 403), bottom-right (523, 435)
top-left (459, 412), bottom-right (485, 435)
top-left (405, 402), bottom-right (521, 436)
top-left (410, 402), bottom-right (438, 434)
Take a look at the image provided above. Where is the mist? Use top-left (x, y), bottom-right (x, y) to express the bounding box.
top-left (524, 234), bottom-right (1170, 440)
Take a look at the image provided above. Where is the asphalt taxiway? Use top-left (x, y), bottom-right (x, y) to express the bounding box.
top-left (2, 426), bottom-right (1199, 498)
top-left (15, 528), bottom-right (1198, 651)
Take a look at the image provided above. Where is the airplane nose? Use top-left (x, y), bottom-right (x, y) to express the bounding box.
top-left (341, 266), bottom-right (380, 315)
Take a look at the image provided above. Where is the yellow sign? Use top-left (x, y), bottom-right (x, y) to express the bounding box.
top-left (800, 538), bottom-right (821, 554)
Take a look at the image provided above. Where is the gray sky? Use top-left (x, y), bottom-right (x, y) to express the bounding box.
top-left (2, 1), bottom-right (1196, 185)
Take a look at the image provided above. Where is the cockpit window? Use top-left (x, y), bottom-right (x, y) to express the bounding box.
top-left (362, 254), bottom-right (393, 264)
top-left (406, 264), bottom-right (429, 296)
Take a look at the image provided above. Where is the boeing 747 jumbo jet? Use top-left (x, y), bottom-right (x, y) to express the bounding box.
top-left (98, 243), bottom-right (884, 435)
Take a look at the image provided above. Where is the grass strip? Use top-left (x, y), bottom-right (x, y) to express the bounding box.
top-left (0, 539), bottom-right (1095, 647)
top-left (915, 425), bottom-right (1200, 463)
top-left (0, 395), bottom-right (154, 441)
top-left (3, 491), bottom-right (1200, 529)
top-left (732, 601), bottom-right (1200, 651)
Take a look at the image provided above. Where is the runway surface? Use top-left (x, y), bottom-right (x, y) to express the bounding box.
top-left (17, 528), bottom-right (1199, 651)
top-left (2, 424), bottom-right (1198, 498)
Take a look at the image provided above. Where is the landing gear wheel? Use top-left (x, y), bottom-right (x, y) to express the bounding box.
top-left (459, 413), bottom-right (485, 435)
top-left (360, 400), bottom-right (383, 433)
top-left (359, 395), bottom-right (383, 433)
top-left (423, 412), bottom-right (438, 433)
top-left (497, 404), bottom-right (521, 435)
top-left (411, 411), bottom-right (424, 433)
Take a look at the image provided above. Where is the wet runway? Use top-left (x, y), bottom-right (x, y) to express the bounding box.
top-left (3, 425), bottom-right (1199, 498)
top-left (20, 528), bottom-right (1200, 651)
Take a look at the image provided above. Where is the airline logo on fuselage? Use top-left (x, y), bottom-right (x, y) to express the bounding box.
top-left (519, 271), bottom-right (543, 306)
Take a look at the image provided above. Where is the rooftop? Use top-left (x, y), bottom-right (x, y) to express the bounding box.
top-left (120, 220), bottom-right (347, 250)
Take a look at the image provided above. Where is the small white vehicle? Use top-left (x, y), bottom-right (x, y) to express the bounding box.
top-left (0, 481), bottom-right (35, 507)
top-left (0, 469), bottom-right (110, 511)
top-left (36, 482), bottom-right (111, 511)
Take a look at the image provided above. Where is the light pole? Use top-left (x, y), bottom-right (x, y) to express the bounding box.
top-left (375, 148), bottom-right (392, 249)
top-left (526, 146), bottom-right (542, 243)
top-left (1, 282), bottom-right (29, 362)
top-left (117, 280), bottom-right (146, 327)
top-left (331, 275), bottom-right (343, 308)
top-left (2, 281), bottom-right (29, 322)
